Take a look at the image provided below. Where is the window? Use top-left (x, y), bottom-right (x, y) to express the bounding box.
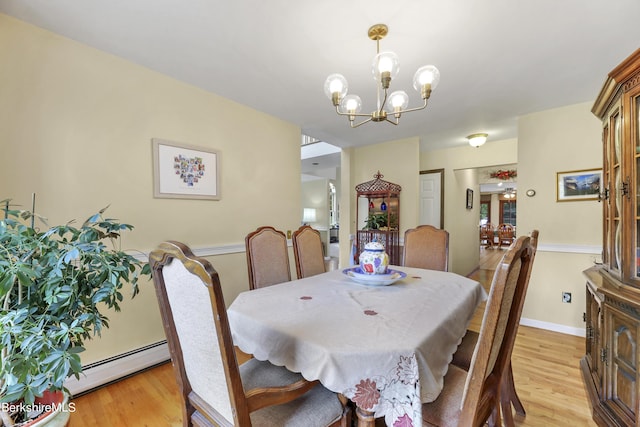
top-left (479, 200), bottom-right (491, 225)
top-left (500, 200), bottom-right (516, 226)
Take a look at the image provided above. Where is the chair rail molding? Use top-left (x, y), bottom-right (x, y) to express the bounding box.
top-left (537, 243), bottom-right (601, 254)
top-left (128, 241), bottom-right (298, 262)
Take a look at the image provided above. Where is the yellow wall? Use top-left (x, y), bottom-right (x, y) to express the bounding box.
top-left (517, 102), bottom-right (602, 331)
top-left (301, 178), bottom-right (330, 251)
top-left (339, 148), bottom-right (354, 266)
top-left (301, 179), bottom-right (329, 228)
top-left (0, 14), bottom-right (302, 363)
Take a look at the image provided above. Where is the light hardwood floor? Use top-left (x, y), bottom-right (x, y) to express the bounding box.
top-left (68, 248), bottom-right (595, 426)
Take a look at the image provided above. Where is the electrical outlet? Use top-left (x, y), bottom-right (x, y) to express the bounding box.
top-left (287, 230), bottom-right (292, 239)
top-left (562, 292), bottom-right (572, 303)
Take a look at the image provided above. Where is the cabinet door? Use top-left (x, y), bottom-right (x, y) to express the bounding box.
top-left (604, 102), bottom-right (623, 277)
top-left (605, 303), bottom-right (639, 423)
top-left (620, 82), bottom-right (640, 286)
top-left (603, 122), bottom-right (611, 268)
top-left (632, 88), bottom-right (640, 282)
top-left (613, 108), bottom-right (623, 276)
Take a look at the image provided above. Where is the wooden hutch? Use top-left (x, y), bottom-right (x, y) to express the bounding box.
top-left (582, 48), bottom-right (640, 426)
top-left (355, 172), bottom-right (401, 265)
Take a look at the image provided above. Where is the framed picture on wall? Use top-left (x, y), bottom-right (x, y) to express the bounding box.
top-left (466, 188), bottom-right (473, 209)
top-left (152, 138), bottom-right (220, 200)
top-left (556, 168), bottom-right (601, 202)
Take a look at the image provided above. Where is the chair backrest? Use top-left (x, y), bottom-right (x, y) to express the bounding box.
top-left (529, 229), bottom-right (539, 255)
top-left (459, 235), bottom-right (533, 426)
top-left (150, 241), bottom-right (249, 426)
top-left (245, 226), bottom-right (291, 290)
top-left (292, 225), bottom-right (326, 279)
top-left (480, 223), bottom-right (493, 238)
top-left (497, 229), bottom-right (539, 365)
top-left (497, 223), bottom-right (514, 238)
top-left (402, 225), bottom-right (449, 271)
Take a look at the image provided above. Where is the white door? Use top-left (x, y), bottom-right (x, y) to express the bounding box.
top-left (419, 171), bottom-right (443, 228)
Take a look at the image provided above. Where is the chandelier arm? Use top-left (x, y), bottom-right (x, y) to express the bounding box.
top-left (350, 117), bottom-right (374, 128)
top-left (335, 110), bottom-right (376, 118)
top-left (384, 117), bottom-right (400, 125)
top-left (396, 98), bottom-right (429, 115)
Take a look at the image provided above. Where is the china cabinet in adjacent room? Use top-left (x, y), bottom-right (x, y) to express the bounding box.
top-left (355, 171), bottom-right (401, 265)
top-left (582, 48), bottom-right (640, 427)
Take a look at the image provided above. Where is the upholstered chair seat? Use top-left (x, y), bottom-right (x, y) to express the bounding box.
top-left (421, 364), bottom-right (469, 427)
top-left (241, 359), bottom-right (345, 426)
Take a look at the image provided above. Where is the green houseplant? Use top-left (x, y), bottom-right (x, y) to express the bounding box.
top-left (0, 199), bottom-right (150, 425)
top-left (363, 212), bottom-right (398, 230)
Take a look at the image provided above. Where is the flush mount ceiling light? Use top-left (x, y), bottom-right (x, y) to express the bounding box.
top-left (467, 133), bottom-right (488, 148)
top-left (324, 24), bottom-right (440, 128)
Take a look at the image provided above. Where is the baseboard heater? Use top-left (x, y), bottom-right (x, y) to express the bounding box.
top-left (64, 341), bottom-right (170, 397)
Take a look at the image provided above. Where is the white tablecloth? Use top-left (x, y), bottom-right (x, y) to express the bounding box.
top-left (228, 266), bottom-right (486, 426)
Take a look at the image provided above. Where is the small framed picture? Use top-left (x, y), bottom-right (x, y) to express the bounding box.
top-left (556, 168), bottom-right (601, 202)
top-left (152, 138), bottom-right (220, 200)
top-left (466, 188), bottom-right (473, 209)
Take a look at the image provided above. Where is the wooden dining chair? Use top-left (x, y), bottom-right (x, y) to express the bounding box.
top-left (497, 223), bottom-right (515, 248)
top-left (245, 226), bottom-right (291, 290)
top-left (422, 235), bottom-right (533, 427)
top-left (451, 230), bottom-right (539, 426)
top-left (292, 225), bottom-right (326, 279)
top-left (149, 241), bottom-right (351, 427)
top-left (480, 223), bottom-right (494, 248)
top-left (403, 225), bottom-right (449, 271)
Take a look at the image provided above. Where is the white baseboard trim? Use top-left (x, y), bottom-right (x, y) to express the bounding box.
top-left (520, 317), bottom-right (585, 337)
top-left (64, 341), bottom-right (170, 396)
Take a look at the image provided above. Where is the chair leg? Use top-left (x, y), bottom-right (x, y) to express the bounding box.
top-left (505, 362), bottom-right (526, 416)
top-left (488, 400), bottom-right (502, 427)
top-left (500, 387), bottom-right (514, 427)
top-left (500, 361), bottom-right (525, 427)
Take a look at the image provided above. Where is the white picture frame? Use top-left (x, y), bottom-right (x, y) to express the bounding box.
top-left (152, 138), bottom-right (220, 200)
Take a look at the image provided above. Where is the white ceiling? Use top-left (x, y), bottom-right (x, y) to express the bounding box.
top-left (2, 0), bottom-right (640, 155)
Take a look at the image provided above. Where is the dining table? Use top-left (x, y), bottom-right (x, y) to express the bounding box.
top-left (227, 265), bottom-right (487, 426)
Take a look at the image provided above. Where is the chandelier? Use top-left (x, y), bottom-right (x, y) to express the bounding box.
top-left (503, 188), bottom-right (517, 199)
top-left (324, 24), bottom-right (440, 128)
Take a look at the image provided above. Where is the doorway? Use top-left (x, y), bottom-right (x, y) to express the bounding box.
top-left (301, 137), bottom-right (341, 259)
top-left (479, 165), bottom-right (517, 250)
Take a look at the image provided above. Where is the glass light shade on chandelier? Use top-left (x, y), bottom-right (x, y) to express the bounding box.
top-left (324, 23), bottom-right (440, 128)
